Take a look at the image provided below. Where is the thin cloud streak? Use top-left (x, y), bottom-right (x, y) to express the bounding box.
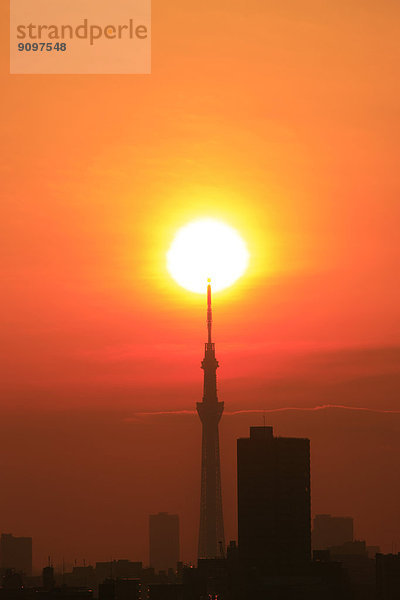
top-left (128, 405), bottom-right (400, 419)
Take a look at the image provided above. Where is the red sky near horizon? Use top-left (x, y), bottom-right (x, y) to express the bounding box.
top-left (1, 0), bottom-right (400, 570)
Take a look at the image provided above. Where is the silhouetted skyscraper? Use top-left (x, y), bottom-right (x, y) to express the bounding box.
top-left (312, 514), bottom-right (354, 550)
top-left (237, 426), bottom-right (311, 572)
top-left (149, 513), bottom-right (180, 573)
top-left (197, 281), bottom-right (225, 559)
top-left (376, 553), bottom-right (400, 600)
top-left (0, 533), bottom-right (32, 576)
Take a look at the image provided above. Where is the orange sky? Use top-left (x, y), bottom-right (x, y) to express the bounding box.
top-left (1, 0), bottom-right (400, 569)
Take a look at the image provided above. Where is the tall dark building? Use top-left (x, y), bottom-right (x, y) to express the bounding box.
top-left (149, 513), bottom-right (180, 573)
top-left (197, 281), bottom-right (225, 559)
top-left (312, 514), bottom-right (354, 550)
top-left (376, 553), bottom-right (400, 600)
top-left (237, 426), bottom-right (311, 572)
top-left (0, 533), bottom-right (32, 576)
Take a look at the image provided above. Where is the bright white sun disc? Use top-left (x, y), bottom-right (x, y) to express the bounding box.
top-left (167, 219), bottom-right (249, 293)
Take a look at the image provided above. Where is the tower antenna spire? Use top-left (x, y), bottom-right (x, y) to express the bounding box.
top-left (207, 278), bottom-right (212, 345)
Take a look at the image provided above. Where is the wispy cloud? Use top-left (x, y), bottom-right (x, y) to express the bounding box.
top-left (127, 404), bottom-right (400, 421)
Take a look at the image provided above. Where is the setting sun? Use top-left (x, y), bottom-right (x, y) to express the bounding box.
top-left (166, 218), bottom-right (250, 293)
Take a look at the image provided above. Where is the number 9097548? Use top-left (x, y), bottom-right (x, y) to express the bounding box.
top-left (18, 42), bottom-right (67, 51)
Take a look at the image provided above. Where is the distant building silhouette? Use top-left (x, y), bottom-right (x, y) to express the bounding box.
top-left (312, 514), bottom-right (354, 550)
top-left (237, 426), bottom-right (311, 573)
top-left (0, 566), bottom-right (93, 600)
top-left (64, 565), bottom-right (96, 588)
top-left (42, 564), bottom-right (55, 591)
top-left (95, 561), bottom-right (142, 582)
top-left (149, 513), bottom-right (179, 573)
top-left (197, 282), bottom-right (225, 559)
top-left (330, 540), bottom-right (368, 558)
top-left (1, 569), bottom-right (24, 591)
top-left (0, 534), bottom-right (32, 576)
top-left (182, 558), bottom-right (228, 600)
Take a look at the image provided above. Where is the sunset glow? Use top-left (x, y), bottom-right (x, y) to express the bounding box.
top-left (166, 219), bottom-right (249, 293)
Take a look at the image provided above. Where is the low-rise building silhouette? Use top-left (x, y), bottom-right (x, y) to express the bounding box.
top-left (0, 567), bottom-right (93, 600)
top-left (42, 565), bottom-right (55, 591)
top-left (95, 561), bottom-right (142, 583)
top-left (0, 534), bottom-right (32, 577)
